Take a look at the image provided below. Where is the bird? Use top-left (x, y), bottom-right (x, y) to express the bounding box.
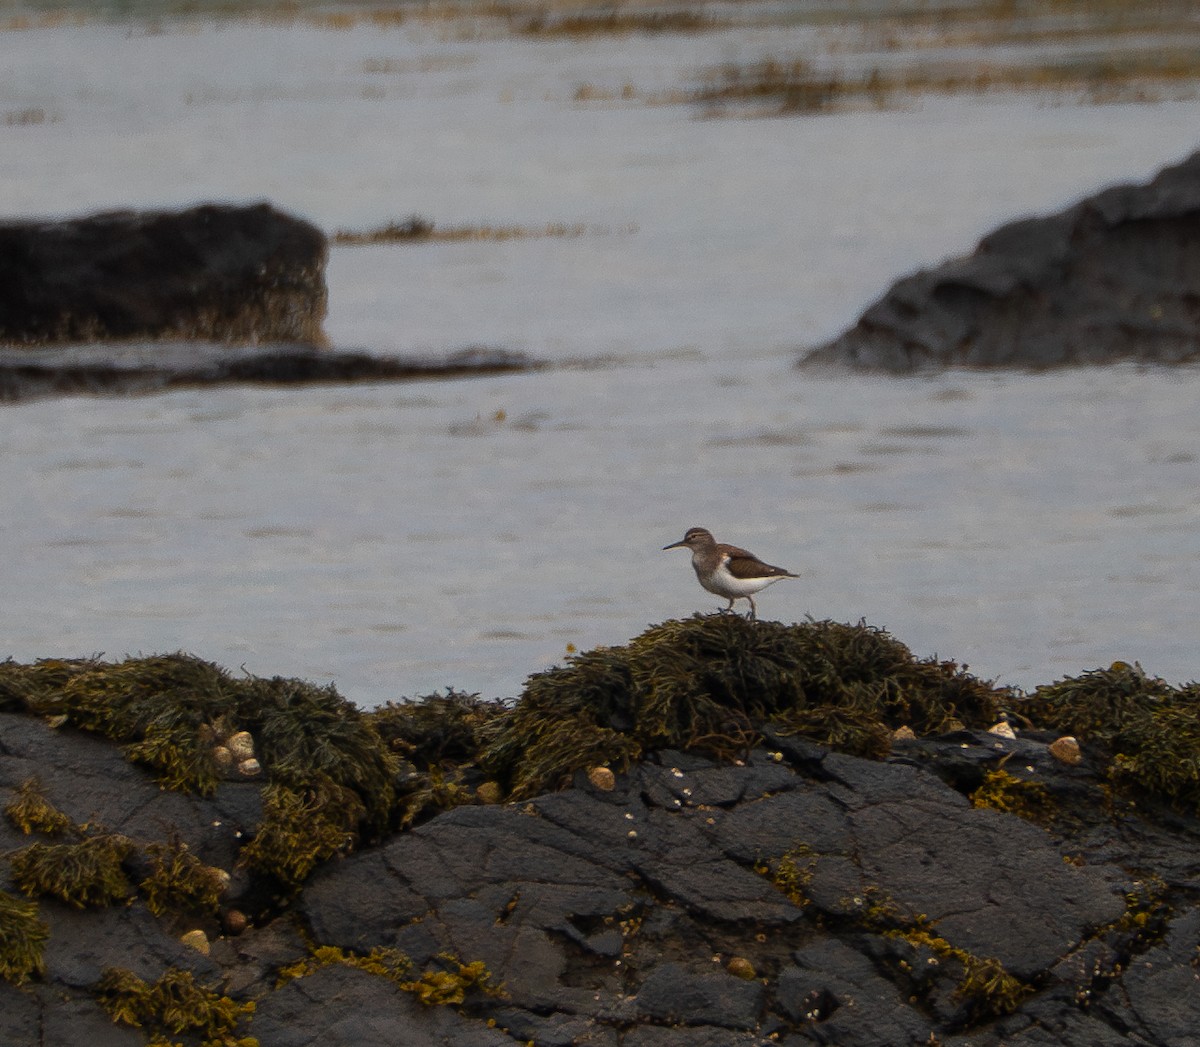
top-left (663, 526), bottom-right (798, 620)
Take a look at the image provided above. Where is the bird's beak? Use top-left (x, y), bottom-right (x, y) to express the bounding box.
top-left (663, 539), bottom-right (686, 550)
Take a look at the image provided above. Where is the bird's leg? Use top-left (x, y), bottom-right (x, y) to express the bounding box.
top-left (723, 598), bottom-right (735, 614)
top-left (746, 596), bottom-right (757, 621)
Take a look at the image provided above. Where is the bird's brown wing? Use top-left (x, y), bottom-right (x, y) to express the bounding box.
top-left (723, 547), bottom-right (795, 580)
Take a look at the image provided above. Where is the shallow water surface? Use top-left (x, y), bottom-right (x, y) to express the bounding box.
top-left (2, 7), bottom-right (1200, 703)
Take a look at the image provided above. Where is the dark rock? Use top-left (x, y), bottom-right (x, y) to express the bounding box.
top-left (0, 340), bottom-right (537, 403)
top-left (4, 693), bottom-right (1200, 1045)
top-left (247, 963), bottom-right (515, 1047)
top-left (776, 938), bottom-right (933, 1045)
top-left (1094, 906), bottom-right (1200, 1046)
top-left (803, 149), bottom-right (1200, 370)
top-left (0, 203), bottom-right (327, 347)
top-left (634, 960), bottom-right (765, 1029)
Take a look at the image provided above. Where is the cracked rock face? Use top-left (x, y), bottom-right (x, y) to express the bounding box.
top-left (298, 743), bottom-right (1137, 1045)
top-left (4, 709), bottom-right (1200, 1046)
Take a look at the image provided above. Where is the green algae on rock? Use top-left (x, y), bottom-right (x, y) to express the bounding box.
top-left (140, 837), bottom-right (228, 918)
top-left (277, 943), bottom-right (503, 1009)
top-left (0, 653), bottom-right (401, 896)
top-left (10, 834), bottom-right (136, 910)
top-left (239, 783), bottom-right (357, 893)
top-left (483, 614), bottom-right (1008, 799)
top-left (95, 966), bottom-right (257, 1047)
top-left (0, 890), bottom-right (48, 986)
top-left (367, 689), bottom-right (510, 826)
top-left (3, 776), bottom-right (74, 836)
top-left (1022, 661), bottom-right (1200, 812)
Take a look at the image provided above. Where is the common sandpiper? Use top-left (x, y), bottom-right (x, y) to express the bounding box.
top-left (663, 526), bottom-right (798, 620)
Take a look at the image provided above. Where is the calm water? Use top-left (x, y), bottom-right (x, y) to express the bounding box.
top-left (3, 7), bottom-right (1200, 704)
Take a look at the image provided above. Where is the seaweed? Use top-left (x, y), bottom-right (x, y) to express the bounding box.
top-left (0, 654), bottom-right (402, 891)
top-left (4, 776), bottom-right (75, 836)
top-left (369, 689), bottom-right (507, 768)
top-left (244, 675), bottom-right (398, 835)
top-left (10, 835), bottom-right (136, 909)
top-left (95, 966), bottom-right (256, 1046)
top-left (851, 889), bottom-right (1033, 1023)
top-left (0, 890), bottom-right (48, 985)
top-left (140, 836), bottom-right (227, 917)
top-left (1023, 663), bottom-right (1200, 811)
top-left (238, 784), bottom-right (356, 893)
top-left (276, 943), bottom-right (414, 986)
top-left (369, 691), bottom-right (518, 825)
top-left (754, 844), bottom-right (817, 909)
top-left (277, 944), bottom-right (502, 1008)
top-left (0, 656), bottom-right (94, 714)
top-left (399, 957), bottom-right (502, 1007)
top-left (969, 769), bottom-right (1055, 823)
top-left (483, 615), bottom-right (1006, 799)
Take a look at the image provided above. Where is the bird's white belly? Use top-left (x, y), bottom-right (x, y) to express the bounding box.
top-left (696, 561), bottom-right (784, 598)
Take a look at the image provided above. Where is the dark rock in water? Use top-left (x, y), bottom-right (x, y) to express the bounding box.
top-left (804, 149), bottom-right (1200, 370)
top-left (0, 342), bottom-right (538, 402)
top-left (0, 202), bottom-right (327, 347)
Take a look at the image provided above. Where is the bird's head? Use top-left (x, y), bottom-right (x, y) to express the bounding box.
top-left (663, 527), bottom-right (714, 551)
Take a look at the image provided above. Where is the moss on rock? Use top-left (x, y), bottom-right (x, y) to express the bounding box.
top-left (1023, 662), bottom-right (1200, 812)
top-left (10, 834), bottom-right (136, 909)
top-left (239, 784), bottom-right (357, 892)
top-left (95, 966), bottom-right (256, 1046)
top-left (483, 614), bottom-right (1007, 799)
top-left (0, 890), bottom-right (48, 985)
top-left (4, 776), bottom-right (74, 836)
top-left (140, 837), bottom-right (227, 918)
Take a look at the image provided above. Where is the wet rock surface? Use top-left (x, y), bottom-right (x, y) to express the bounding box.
top-left (3, 708), bottom-right (1200, 1046)
top-left (0, 203), bottom-right (328, 348)
top-left (803, 148), bottom-right (1200, 370)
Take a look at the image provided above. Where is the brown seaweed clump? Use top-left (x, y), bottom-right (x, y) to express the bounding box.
top-left (482, 614), bottom-right (1008, 800)
top-left (95, 966), bottom-right (256, 1046)
top-left (3, 776), bottom-right (74, 836)
top-left (0, 890), bottom-right (48, 986)
top-left (10, 835), bottom-right (136, 909)
top-left (368, 690), bottom-right (510, 826)
top-left (0, 654), bottom-right (401, 895)
top-left (1022, 662), bottom-right (1200, 813)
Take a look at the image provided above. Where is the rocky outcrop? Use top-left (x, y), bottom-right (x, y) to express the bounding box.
top-left (0, 203), bottom-right (327, 347)
top-left (803, 149), bottom-right (1200, 370)
top-left (1, 625), bottom-right (1199, 1046)
top-left (0, 343), bottom-right (537, 402)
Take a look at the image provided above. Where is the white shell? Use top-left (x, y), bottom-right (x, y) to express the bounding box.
top-left (227, 731), bottom-right (256, 760)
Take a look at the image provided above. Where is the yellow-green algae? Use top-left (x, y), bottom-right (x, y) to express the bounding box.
top-left (0, 890), bottom-right (48, 985)
top-left (754, 844), bottom-right (817, 910)
top-left (0, 653), bottom-right (401, 894)
top-left (851, 889), bottom-right (1033, 1022)
top-left (277, 944), bottom-right (503, 1007)
top-left (4, 776), bottom-right (74, 836)
top-left (10, 834), bottom-right (136, 909)
top-left (369, 689), bottom-right (509, 825)
top-left (1022, 662), bottom-right (1200, 812)
top-left (483, 614), bottom-right (1006, 799)
top-left (969, 768), bottom-right (1055, 823)
top-left (238, 783), bottom-right (356, 889)
top-left (95, 966), bottom-right (256, 1047)
top-left (140, 837), bottom-right (227, 918)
